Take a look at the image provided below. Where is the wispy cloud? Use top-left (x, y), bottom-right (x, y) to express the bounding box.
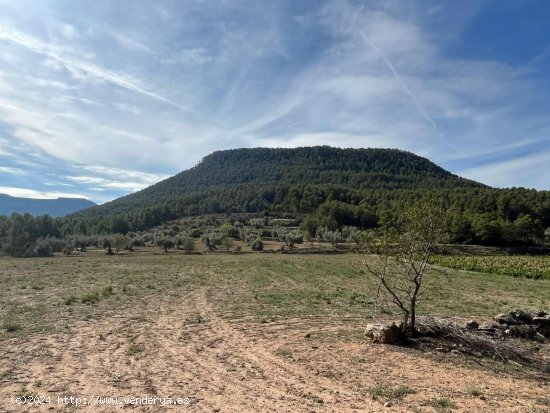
top-left (67, 165), bottom-right (169, 193)
top-left (0, 166), bottom-right (24, 174)
top-left (359, 31), bottom-right (440, 134)
top-left (459, 150), bottom-right (550, 190)
top-left (0, 186), bottom-right (89, 199)
top-left (0, 0), bottom-right (548, 203)
top-left (0, 25), bottom-right (219, 124)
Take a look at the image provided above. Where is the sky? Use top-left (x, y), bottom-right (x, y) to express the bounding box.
top-left (0, 0), bottom-right (549, 204)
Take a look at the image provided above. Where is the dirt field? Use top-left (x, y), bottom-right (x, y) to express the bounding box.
top-left (1, 252), bottom-right (549, 412)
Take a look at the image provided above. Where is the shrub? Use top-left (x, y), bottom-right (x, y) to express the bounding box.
top-left (179, 236), bottom-right (195, 253)
top-left (81, 292), bottom-right (100, 304)
top-left (102, 285), bottom-right (113, 297)
top-left (368, 383), bottom-right (416, 400)
top-left (2, 319), bottom-right (22, 332)
top-left (250, 238), bottom-right (264, 251)
top-left (63, 296), bottom-right (77, 305)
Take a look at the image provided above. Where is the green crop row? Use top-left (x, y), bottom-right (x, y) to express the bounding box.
top-left (432, 255), bottom-right (550, 280)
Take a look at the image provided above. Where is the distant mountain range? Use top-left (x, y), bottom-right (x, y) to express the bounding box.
top-left (0, 194), bottom-right (96, 217)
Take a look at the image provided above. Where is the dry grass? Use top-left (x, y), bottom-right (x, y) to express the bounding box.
top-left (0, 249), bottom-right (549, 412)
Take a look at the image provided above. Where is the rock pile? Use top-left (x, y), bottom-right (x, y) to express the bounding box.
top-left (472, 309), bottom-right (550, 339)
top-left (364, 322), bottom-right (404, 344)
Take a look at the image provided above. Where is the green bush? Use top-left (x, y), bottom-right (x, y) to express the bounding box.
top-left (81, 292), bottom-right (101, 304)
top-left (250, 238), bottom-right (264, 251)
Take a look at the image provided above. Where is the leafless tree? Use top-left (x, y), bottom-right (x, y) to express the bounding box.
top-left (359, 203), bottom-right (449, 336)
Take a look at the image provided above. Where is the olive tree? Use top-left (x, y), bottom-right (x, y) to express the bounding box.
top-left (179, 236), bottom-right (195, 253)
top-left (221, 237), bottom-right (234, 252)
top-left (112, 233), bottom-right (128, 255)
top-left (156, 238), bottom-right (175, 253)
top-left (358, 203), bottom-right (449, 336)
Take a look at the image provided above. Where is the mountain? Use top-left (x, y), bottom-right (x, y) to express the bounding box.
top-left (73, 146), bottom-right (485, 220)
top-left (0, 194), bottom-right (96, 217)
top-left (34, 147), bottom-right (550, 244)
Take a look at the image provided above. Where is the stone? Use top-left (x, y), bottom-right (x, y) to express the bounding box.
top-left (536, 323), bottom-right (550, 338)
top-left (494, 313), bottom-right (522, 325)
top-left (465, 320), bottom-right (479, 329)
top-left (365, 322), bottom-right (403, 344)
top-left (384, 401), bottom-right (392, 407)
top-left (531, 316), bottom-right (550, 326)
top-left (531, 310), bottom-right (548, 318)
top-left (509, 309), bottom-right (532, 324)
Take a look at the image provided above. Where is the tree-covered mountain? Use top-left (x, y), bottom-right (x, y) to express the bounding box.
top-left (2, 146), bottom-right (548, 256)
top-left (0, 194), bottom-right (95, 217)
top-left (62, 146), bottom-right (548, 244)
top-left (75, 146), bottom-right (484, 218)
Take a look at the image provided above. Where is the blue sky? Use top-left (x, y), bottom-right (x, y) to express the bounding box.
top-left (0, 0), bottom-right (549, 203)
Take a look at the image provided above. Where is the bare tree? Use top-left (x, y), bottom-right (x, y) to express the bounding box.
top-left (359, 203), bottom-right (449, 336)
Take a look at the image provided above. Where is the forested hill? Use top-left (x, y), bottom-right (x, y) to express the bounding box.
top-left (0, 194), bottom-right (95, 217)
top-left (74, 146), bottom-right (484, 219)
top-left (4, 146), bottom-right (549, 246)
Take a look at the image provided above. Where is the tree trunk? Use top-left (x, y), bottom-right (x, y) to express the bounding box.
top-left (409, 302), bottom-right (417, 336)
top-left (401, 310), bottom-right (410, 335)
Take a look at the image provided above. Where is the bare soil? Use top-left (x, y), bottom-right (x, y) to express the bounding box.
top-left (2, 286), bottom-right (548, 412)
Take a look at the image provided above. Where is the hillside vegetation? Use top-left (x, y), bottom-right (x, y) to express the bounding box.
top-left (76, 146), bottom-right (482, 218)
top-left (1, 147), bottom-right (549, 256)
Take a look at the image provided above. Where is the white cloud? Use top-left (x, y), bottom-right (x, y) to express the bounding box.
top-left (162, 48), bottom-right (213, 65)
top-left (110, 32), bottom-right (152, 53)
top-left (0, 186), bottom-right (88, 199)
top-left (459, 151), bottom-right (550, 190)
top-left (0, 166), bottom-right (24, 174)
top-left (0, 0), bottom-right (547, 198)
top-left (60, 23), bottom-right (79, 40)
top-left (67, 166), bottom-right (169, 192)
top-left (0, 25), bottom-right (213, 121)
top-left (254, 131), bottom-right (402, 151)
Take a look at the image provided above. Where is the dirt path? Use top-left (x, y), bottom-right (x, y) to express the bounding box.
top-left (1, 288), bottom-right (548, 412)
top-left (0, 289), bottom-right (389, 412)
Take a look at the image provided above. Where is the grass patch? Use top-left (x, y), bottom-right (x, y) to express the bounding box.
top-left (421, 397), bottom-right (457, 412)
top-left (0, 252), bottom-right (548, 340)
top-left (81, 292), bottom-right (101, 304)
top-left (2, 319), bottom-right (22, 332)
top-left (63, 295), bottom-right (77, 305)
top-left (274, 348), bottom-right (293, 359)
top-left (127, 344), bottom-right (143, 356)
top-left (1, 369), bottom-right (15, 379)
top-left (367, 383), bottom-right (416, 400)
top-left (102, 285), bottom-right (113, 297)
top-left (465, 384), bottom-right (482, 397)
top-left (15, 386), bottom-right (36, 398)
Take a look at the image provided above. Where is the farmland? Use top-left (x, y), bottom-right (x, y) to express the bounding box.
top-left (1, 250), bottom-right (549, 412)
top-left (433, 254), bottom-right (550, 280)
